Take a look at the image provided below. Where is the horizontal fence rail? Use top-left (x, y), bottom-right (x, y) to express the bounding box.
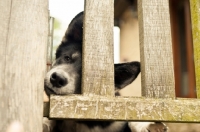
top-left (44, 96), bottom-right (200, 123)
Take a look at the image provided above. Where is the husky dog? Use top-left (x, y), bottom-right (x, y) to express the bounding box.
top-left (43, 12), bottom-right (168, 132)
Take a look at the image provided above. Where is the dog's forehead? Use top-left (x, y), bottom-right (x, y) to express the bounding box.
top-left (61, 49), bottom-right (81, 58)
top-left (60, 43), bottom-right (81, 54)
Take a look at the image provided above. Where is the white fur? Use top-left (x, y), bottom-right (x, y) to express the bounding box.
top-left (129, 122), bottom-right (168, 132)
top-left (44, 64), bottom-right (78, 95)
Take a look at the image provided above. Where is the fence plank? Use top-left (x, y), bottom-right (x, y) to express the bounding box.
top-left (0, 1), bottom-right (48, 131)
top-left (44, 102), bottom-right (50, 117)
top-left (49, 95), bottom-right (200, 122)
top-left (82, 0), bottom-right (115, 96)
top-left (46, 17), bottom-right (54, 71)
top-left (138, 0), bottom-right (175, 98)
top-left (190, 0), bottom-right (200, 98)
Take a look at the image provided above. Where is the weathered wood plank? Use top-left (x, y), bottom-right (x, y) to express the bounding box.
top-left (0, 1), bottom-right (12, 130)
top-left (46, 17), bottom-right (54, 71)
top-left (49, 95), bottom-right (200, 122)
top-left (190, 0), bottom-right (200, 98)
top-left (138, 0), bottom-right (175, 98)
top-left (0, 0), bottom-right (48, 131)
top-left (82, 0), bottom-right (115, 96)
top-left (44, 102), bottom-right (50, 117)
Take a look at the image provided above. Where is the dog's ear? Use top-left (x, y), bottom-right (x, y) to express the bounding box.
top-left (114, 61), bottom-right (140, 89)
top-left (62, 11), bottom-right (84, 43)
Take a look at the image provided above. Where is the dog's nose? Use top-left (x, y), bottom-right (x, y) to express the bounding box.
top-left (50, 72), bottom-right (67, 88)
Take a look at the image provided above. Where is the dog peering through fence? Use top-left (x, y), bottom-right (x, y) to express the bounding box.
top-left (0, 0), bottom-right (200, 131)
top-left (44, 0), bottom-right (200, 122)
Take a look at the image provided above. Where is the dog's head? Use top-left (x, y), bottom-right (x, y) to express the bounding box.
top-left (44, 12), bottom-right (140, 96)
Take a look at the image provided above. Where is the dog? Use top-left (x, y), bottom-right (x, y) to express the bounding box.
top-left (43, 12), bottom-right (168, 132)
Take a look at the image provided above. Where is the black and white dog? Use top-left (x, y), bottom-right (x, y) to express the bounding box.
top-left (43, 12), bottom-right (168, 132)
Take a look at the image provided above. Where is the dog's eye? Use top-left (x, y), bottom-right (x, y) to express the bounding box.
top-left (64, 56), bottom-right (71, 62)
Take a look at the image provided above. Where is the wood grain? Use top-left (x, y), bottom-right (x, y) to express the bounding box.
top-left (0, 0), bottom-right (48, 131)
top-left (45, 0), bottom-right (200, 124)
top-left (190, 0), bottom-right (200, 98)
top-left (49, 95), bottom-right (200, 122)
top-left (138, 0), bottom-right (175, 98)
top-left (44, 102), bottom-right (50, 117)
top-left (46, 17), bottom-right (54, 71)
top-left (82, 0), bottom-right (115, 96)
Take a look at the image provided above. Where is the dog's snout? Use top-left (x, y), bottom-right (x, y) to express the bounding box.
top-left (50, 72), bottom-right (67, 88)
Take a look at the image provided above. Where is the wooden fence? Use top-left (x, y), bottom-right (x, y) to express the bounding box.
top-left (0, 0), bottom-right (48, 132)
top-left (0, 0), bottom-right (200, 131)
top-left (47, 0), bottom-right (200, 122)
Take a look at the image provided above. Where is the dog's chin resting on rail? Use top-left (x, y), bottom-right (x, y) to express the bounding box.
top-left (43, 12), bottom-right (168, 132)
